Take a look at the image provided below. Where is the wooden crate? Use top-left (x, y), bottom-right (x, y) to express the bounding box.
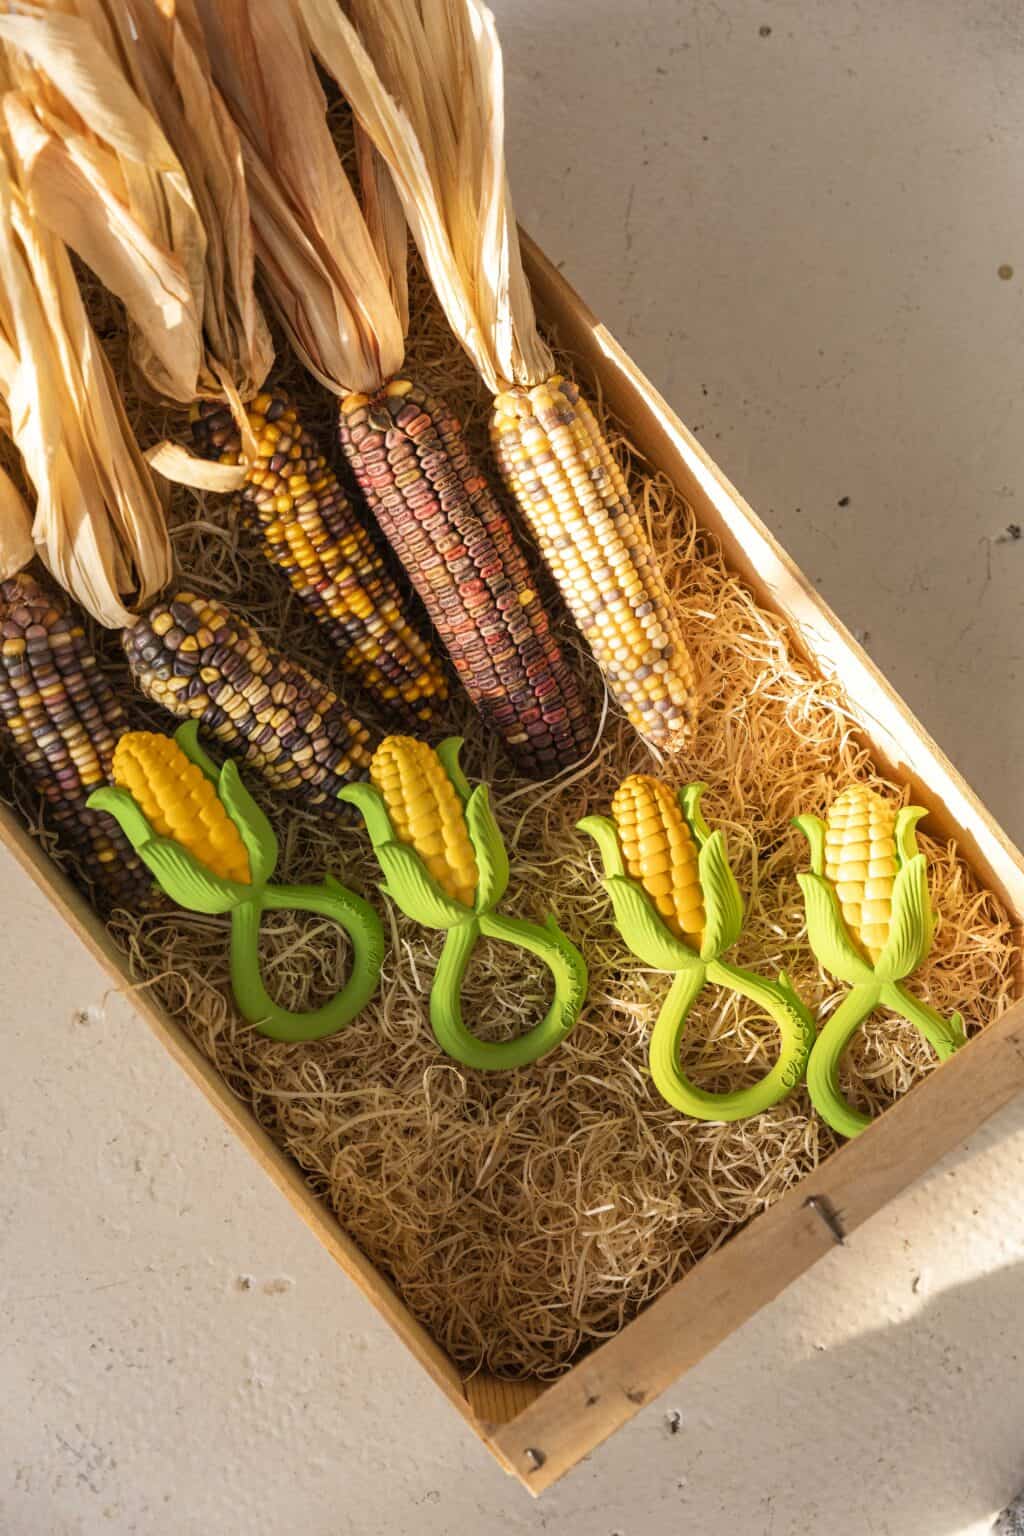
top-left (3, 233), bottom-right (1024, 1496)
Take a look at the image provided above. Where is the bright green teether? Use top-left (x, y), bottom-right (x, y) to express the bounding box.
top-left (88, 722), bottom-right (384, 1041)
top-left (340, 735), bottom-right (587, 1070)
top-left (580, 774), bottom-right (814, 1122)
top-left (795, 784), bottom-right (965, 1138)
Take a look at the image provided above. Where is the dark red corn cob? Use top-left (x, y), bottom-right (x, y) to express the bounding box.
top-left (338, 378), bottom-right (592, 778)
top-left (0, 572), bottom-right (152, 906)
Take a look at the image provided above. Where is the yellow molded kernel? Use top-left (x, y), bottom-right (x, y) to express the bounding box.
top-left (824, 784), bottom-right (899, 962)
top-left (371, 736), bottom-right (478, 907)
top-left (113, 732), bottom-right (251, 886)
top-left (611, 774), bottom-right (705, 947)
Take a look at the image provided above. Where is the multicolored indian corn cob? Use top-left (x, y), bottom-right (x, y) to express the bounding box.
top-left (823, 785), bottom-right (900, 964)
top-left (0, 572), bottom-right (151, 906)
top-left (190, 392), bottom-right (447, 727)
top-left (369, 734), bottom-right (478, 906)
top-left (122, 590), bottom-right (375, 805)
top-left (492, 376), bottom-right (698, 751)
top-left (338, 379), bottom-right (592, 778)
top-left (112, 731), bottom-right (252, 885)
top-left (611, 773), bottom-right (705, 947)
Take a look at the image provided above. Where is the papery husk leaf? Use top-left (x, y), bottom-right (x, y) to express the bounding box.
top-left (195, 0), bottom-right (404, 395)
top-left (100, 0), bottom-right (273, 398)
top-left (355, 126), bottom-right (409, 336)
top-left (0, 160), bottom-right (171, 626)
top-left (0, 5), bottom-right (206, 403)
top-left (0, 453), bottom-right (34, 579)
top-left (296, 0), bottom-right (551, 394)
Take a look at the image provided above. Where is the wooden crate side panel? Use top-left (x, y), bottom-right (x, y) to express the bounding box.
top-left (491, 995), bottom-right (1024, 1492)
top-left (521, 234), bottom-right (1024, 921)
top-left (0, 802), bottom-right (475, 1426)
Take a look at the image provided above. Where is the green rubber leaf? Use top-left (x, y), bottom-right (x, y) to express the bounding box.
top-left (375, 840), bottom-right (469, 929)
top-left (465, 785), bottom-right (508, 912)
top-left (135, 837), bottom-right (245, 914)
top-left (797, 871), bottom-right (875, 985)
top-left (577, 814), bottom-right (626, 880)
top-left (338, 781), bottom-right (396, 850)
top-left (894, 804), bottom-right (928, 867)
top-left (679, 782), bottom-right (712, 847)
top-left (87, 785), bottom-right (156, 852)
top-left (217, 760), bottom-right (278, 888)
top-left (793, 814), bottom-right (827, 876)
top-left (698, 829), bottom-right (745, 961)
top-left (436, 737), bottom-right (472, 803)
top-left (875, 853), bottom-right (934, 981)
top-left (173, 720), bottom-right (221, 785)
top-left (604, 875), bottom-right (696, 972)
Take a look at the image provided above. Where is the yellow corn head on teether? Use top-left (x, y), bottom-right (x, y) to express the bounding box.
top-left (795, 785), bottom-right (966, 1138)
top-left (89, 723), bottom-right (383, 1041)
top-left (580, 776), bottom-right (815, 1121)
top-left (341, 736), bottom-right (587, 1069)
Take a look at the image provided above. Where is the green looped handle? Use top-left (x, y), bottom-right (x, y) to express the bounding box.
top-left (430, 911), bottom-right (588, 1070)
top-left (806, 979), bottom-right (966, 1138)
top-left (229, 877), bottom-right (385, 1042)
top-left (649, 958), bottom-right (816, 1121)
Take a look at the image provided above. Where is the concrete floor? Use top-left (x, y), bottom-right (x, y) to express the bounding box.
top-left (3, 1), bottom-right (1024, 1531)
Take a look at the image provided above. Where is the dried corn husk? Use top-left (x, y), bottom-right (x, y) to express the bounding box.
top-left (0, 151), bottom-right (171, 626)
top-left (0, 1), bottom-right (204, 403)
top-left (0, 0), bottom-right (272, 405)
top-left (194, 0), bottom-right (404, 395)
top-left (294, 0), bottom-right (552, 395)
top-left (0, 450), bottom-right (33, 580)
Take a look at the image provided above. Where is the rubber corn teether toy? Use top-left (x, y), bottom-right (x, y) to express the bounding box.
top-left (88, 722), bottom-right (384, 1041)
top-left (340, 736), bottom-right (587, 1069)
top-left (580, 777), bottom-right (815, 1121)
top-left (794, 785), bottom-right (966, 1138)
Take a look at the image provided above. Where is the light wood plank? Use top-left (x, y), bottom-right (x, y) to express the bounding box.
top-left (490, 993), bottom-right (1024, 1492)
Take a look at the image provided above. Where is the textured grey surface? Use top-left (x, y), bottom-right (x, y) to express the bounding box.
top-left (3, 2), bottom-right (1024, 1532)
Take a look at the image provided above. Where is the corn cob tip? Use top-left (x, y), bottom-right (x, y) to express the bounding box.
top-left (370, 734), bottom-right (478, 906)
top-left (611, 774), bottom-right (705, 946)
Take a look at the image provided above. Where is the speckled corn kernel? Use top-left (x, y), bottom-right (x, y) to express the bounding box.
top-left (122, 590), bottom-right (376, 807)
top-left (371, 735), bottom-right (478, 907)
top-left (611, 774), bottom-right (705, 946)
top-left (191, 394), bottom-right (446, 728)
top-left (0, 572), bottom-right (151, 907)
